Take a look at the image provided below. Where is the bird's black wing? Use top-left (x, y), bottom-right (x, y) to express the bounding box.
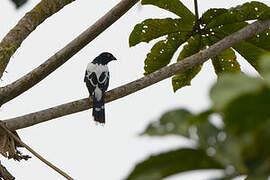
top-left (98, 71), bottom-right (110, 93)
top-left (84, 71), bottom-right (98, 95)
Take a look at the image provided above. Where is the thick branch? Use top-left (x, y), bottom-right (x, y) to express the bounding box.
top-left (0, 0), bottom-right (75, 78)
top-left (4, 20), bottom-right (270, 131)
top-left (0, 0), bottom-right (140, 106)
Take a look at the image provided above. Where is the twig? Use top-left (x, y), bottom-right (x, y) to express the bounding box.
top-left (3, 19), bottom-right (270, 131)
top-left (0, 122), bottom-right (73, 180)
top-left (0, 0), bottom-right (140, 107)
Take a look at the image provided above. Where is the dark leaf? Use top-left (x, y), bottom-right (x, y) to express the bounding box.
top-left (10, 0), bottom-right (28, 8)
top-left (201, 8), bottom-right (227, 26)
top-left (210, 73), bottom-right (263, 111)
top-left (172, 66), bottom-right (201, 92)
top-left (126, 148), bottom-right (224, 180)
top-left (144, 32), bottom-right (189, 74)
top-left (211, 48), bottom-right (240, 75)
top-left (141, 0), bottom-right (195, 22)
top-left (233, 41), bottom-right (267, 69)
top-left (188, 112), bottom-right (245, 171)
top-left (172, 35), bottom-right (202, 92)
top-left (258, 53), bottom-right (270, 79)
top-left (258, 8), bottom-right (270, 20)
top-left (210, 71), bottom-right (270, 134)
top-left (213, 22), bottom-right (269, 70)
top-left (223, 87), bottom-right (270, 134)
top-left (142, 109), bottom-right (193, 137)
top-left (0, 127), bottom-right (30, 161)
top-left (129, 18), bottom-right (192, 47)
top-left (205, 2), bottom-right (269, 29)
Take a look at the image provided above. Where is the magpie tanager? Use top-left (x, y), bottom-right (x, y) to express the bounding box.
top-left (84, 52), bottom-right (117, 124)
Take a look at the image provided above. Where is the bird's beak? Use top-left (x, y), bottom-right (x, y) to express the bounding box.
top-left (112, 56), bottom-right (117, 61)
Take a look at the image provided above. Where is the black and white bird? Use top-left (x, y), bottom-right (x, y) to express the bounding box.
top-left (84, 52), bottom-right (117, 124)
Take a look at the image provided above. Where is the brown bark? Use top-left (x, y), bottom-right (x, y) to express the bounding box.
top-left (0, 0), bottom-right (75, 78)
top-left (0, 0), bottom-right (140, 107)
top-left (4, 20), bottom-right (270, 131)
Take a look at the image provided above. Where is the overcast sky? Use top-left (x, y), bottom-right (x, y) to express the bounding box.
top-left (0, 0), bottom-right (269, 179)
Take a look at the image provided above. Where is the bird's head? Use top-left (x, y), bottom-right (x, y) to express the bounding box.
top-left (94, 52), bottom-right (117, 65)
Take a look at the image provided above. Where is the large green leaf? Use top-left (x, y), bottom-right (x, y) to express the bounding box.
top-left (241, 120), bottom-right (270, 175)
top-left (203, 34), bottom-right (241, 76)
top-left (223, 87), bottom-right (270, 134)
top-left (144, 32), bottom-right (188, 74)
top-left (258, 53), bottom-right (270, 80)
top-left (213, 22), bottom-right (269, 70)
top-left (126, 148), bottom-right (224, 180)
top-left (233, 41), bottom-right (268, 69)
top-left (258, 8), bottom-right (270, 20)
top-left (210, 73), bottom-right (264, 111)
top-left (172, 35), bottom-right (202, 92)
top-left (129, 18), bottom-right (192, 47)
top-left (142, 109), bottom-right (193, 137)
top-left (206, 1), bottom-right (269, 29)
top-left (142, 0), bottom-right (195, 22)
top-left (244, 29), bottom-right (270, 51)
top-left (211, 48), bottom-right (240, 75)
top-left (210, 70), bottom-right (270, 133)
top-left (201, 8), bottom-right (227, 26)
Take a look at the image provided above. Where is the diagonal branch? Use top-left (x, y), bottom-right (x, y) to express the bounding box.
top-left (0, 0), bottom-right (140, 106)
top-left (4, 20), bottom-right (270, 131)
top-left (0, 0), bottom-right (75, 79)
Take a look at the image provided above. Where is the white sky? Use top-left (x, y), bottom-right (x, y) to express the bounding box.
top-left (0, 0), bottom-right (269, 179)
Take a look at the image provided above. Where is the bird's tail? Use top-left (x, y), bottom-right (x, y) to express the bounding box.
top-left (92, 94), bottom-right (105, 124)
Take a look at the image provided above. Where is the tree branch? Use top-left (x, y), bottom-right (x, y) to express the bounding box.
top-left (0, 0), bottom-right (75, 79)
top-left (0, 0), bottom-right (140, 106)
top-left (4, 20), bottom-right (270, 131)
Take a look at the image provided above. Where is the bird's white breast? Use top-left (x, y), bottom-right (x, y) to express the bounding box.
top-left (86, 63), bottom-right (108, 79)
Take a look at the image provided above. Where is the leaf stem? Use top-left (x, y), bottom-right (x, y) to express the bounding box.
top-left (194, 0), bottom-right (199, 23)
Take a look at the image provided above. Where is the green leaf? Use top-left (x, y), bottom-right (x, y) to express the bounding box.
top-left (211, 48), bottom-right (240, 75)
top-left (205, 35), bottom-right (240, 75)
top-left (172, 67), bottom-right (202, 92)
top-left (144, 32), bottom-right (189, 74)
top-left (258, 8), bottom-right (270, 20)
top-left (210, 73), bottom-right (264, 111)
top-left (141, 0), bottom-right (195, 22)
top-left (129, 18), bottom-right (192, 47)
top-left (223, 87), bottom-right (270, 134)
top-left (244, 30), bottom-right (270, 52)
top-left (126, 148), bottom-right (224, 180)
top-left (172, 35), bottom-right (202, 92)
top-left (233, 41), bottom-right (268, 69)
top-left (213, 22), bottom-right (269, 70)
top-left (258, 53), bottom-right (270, 79)
top-left (206, 2), bottom-right (269, 29)
top-left (142, 109), bottom-right (193, 137)
top-left (10, 0), bottom-right (28, 8)
top-left (201, 8), bottom-right (227, 26)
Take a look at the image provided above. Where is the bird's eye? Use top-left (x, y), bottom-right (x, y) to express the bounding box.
top-left (106, 54), bottom-right (110, 57)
